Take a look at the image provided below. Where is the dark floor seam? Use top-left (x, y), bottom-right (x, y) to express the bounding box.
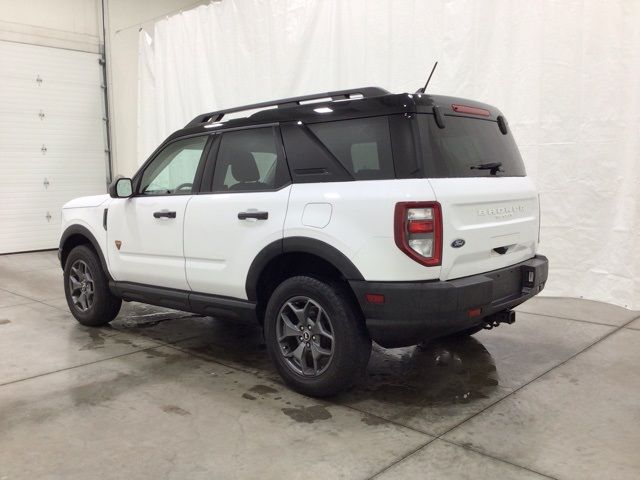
top-left (367, 437), bottom-right (437, 479)
top-left (519, 310), bottom-right (621, 328)
top-left (0, 286), bottom-right (65, 312)
top-left (365, 431), bottom-right (555, 479)
top-left (0, 286), bottom-right (42, 302)
top-left (0, 343), bottom-right (166, 388)
top-left (438, 438), bottom-right (558, 479)
top-left (339, 403), bottom-right (433, 437)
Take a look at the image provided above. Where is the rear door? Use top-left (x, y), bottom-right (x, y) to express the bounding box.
top-left (184, 126), bottom-right (291, 299)
top-left (416, 114), bottom-right (539, 280)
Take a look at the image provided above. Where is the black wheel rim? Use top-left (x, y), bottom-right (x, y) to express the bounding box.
top-left (68, 260), bottom-right (95, 312)
top-left (276, 296), bottom-right (335, 377)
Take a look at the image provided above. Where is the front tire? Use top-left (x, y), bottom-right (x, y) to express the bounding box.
top-left (63, 245), bottom-right (121, 326)
top-left (264, 276), bottom-right (371, 397)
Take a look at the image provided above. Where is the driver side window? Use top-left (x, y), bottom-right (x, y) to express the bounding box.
top-left (140, 136), bottom-right (208, 195)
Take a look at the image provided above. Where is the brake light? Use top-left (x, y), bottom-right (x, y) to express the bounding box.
top-left (394, 202), bottom-right (442, 266)
top-left (451, 104), bottom-right (490, 117)
top-left (407, 219), bottom-right (434, 234)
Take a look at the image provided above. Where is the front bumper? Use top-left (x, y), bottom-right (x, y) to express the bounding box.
top-left (349, 255), bottom-right (548, 348)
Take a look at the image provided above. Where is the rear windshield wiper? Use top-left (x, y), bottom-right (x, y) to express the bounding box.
top-left (470, 162), bottom-right (503, 175)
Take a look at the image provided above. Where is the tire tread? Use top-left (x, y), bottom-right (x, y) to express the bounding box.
top-left (264, 275), bottom-right (371, 397)
top-left (63, 245), bottom-right (121, 326)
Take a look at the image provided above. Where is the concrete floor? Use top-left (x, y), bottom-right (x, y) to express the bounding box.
top-left (1, 251), bottom-right (639, 480)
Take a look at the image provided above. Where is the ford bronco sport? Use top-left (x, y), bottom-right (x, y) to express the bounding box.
top-left (59, 87), bottom-right (548, 396)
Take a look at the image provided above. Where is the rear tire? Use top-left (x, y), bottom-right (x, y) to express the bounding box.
top-left (63, 245), bottom-right (121, 327)
top-left (264, 276), bottom-right (371, 397)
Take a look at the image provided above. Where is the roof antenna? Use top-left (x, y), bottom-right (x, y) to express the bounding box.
top-left (416, 61), bottom-right (438, 94)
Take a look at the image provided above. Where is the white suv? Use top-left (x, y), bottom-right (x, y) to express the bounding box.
top-left (59, 87), bottom-right (548, 396)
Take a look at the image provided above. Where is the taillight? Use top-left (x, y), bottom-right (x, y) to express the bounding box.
top-left (394, 202), bottom-right (442, 266)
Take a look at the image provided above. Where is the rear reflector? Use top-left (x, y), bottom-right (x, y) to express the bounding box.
top-left (365, 294), bottom-right (385, 304)
top-left (468, 307), bottom-right (482, 318)
top-left (451, 104), bottom-right (490, 117)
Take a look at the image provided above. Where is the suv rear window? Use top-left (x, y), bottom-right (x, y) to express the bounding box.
top-left (417, 114), bottom-right (526, 177)
top-left (308, 116), bottom-right (394, 180)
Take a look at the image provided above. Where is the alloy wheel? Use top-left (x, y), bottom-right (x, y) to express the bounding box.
top-left (68, 260), bottom-right (95, 312)
top-left (276, 296), bottom-right (335, 377)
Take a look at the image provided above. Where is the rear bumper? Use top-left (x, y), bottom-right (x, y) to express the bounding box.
top-left (349, 255), bottom-right (548, 348)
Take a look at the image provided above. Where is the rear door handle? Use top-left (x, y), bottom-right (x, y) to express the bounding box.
top-left (238, 211), bottom-right (268, 220)
top-left (153, 210), bottom-right (177, 219)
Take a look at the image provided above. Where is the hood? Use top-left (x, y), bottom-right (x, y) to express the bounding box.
top-left (63, 194), bottom-right (110, 209)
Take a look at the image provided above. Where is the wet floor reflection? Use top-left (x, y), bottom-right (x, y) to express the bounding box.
top-left (106, 303), bottom-right (499, 409)
top-left (348, 338), bottom-right (498, 408)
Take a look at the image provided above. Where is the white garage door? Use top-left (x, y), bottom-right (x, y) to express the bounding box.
top-left (0, 40), bottom-right (108, 254)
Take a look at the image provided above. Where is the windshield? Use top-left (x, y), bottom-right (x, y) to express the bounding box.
top-left (417, 114), bottom-right (526, 177)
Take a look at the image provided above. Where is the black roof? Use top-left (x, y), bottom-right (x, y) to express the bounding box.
top-left (167, 86), bottom-right (503, 142)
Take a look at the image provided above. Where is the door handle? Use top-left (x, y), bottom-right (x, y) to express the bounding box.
top-left (238, 211), bottom-right (268, 220)
top-left (153, 210), bottom-right (177, 219)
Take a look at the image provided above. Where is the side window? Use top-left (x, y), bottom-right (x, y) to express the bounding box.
top-left (212, 127), bottom-right (288, 192)
top-left (140, 136), bottom-right (208, 195)
top-left (280, 125), bottom-right (353, 184)
top-left (308, 116), bottom-right (395, 180)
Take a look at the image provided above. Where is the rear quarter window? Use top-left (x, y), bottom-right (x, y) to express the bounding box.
top-left (308, 116), bottom-right (395, 180)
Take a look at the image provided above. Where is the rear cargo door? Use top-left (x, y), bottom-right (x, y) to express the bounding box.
top-left (429, 177), bottom-right (539, 280)
top-left (416, 114), bottom-right (539, 280)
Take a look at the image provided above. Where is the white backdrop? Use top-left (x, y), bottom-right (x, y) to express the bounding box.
top-left (138, 0), bottom-right (640, 310)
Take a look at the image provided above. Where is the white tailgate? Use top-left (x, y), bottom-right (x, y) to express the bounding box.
top-left (429, 177), bottom-right (539, 280)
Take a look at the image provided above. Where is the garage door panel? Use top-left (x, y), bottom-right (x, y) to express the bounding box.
top-left (0, 179), bottom-right (106, 194)
top-left (0, 42), bottom-right (102, 84)
top-left (0, 40), bottom-right (107, 253)
top-left (0, 116), bottom-right (104, 143)
top-left (0, 221), bottom-right (62, 252)
top-left (0, 80), bottom-right (103, 115)
top-left (0, 156), bottom-right (106, 174)
top-left (0, 132), bottom-right (104, 148)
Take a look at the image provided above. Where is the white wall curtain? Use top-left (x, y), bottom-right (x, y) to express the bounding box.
top-left (138, 0), bottom-right (640, 310)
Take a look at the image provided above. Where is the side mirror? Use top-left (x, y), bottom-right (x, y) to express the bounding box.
top-left (108, 177), bottom-right (133, 198)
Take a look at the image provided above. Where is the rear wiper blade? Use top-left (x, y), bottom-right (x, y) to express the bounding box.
top-left (470, 161), bottom-right (503, 175)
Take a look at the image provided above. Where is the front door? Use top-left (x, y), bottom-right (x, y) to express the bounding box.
top-left (107, 135), bottom-right (209, 290)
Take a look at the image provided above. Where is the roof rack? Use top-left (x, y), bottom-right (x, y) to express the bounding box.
top-left (185, 86), bottom-right (389, 128)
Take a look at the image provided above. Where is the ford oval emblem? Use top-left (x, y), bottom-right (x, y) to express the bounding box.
top-left (451, 238), bottom-right (466, 248)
